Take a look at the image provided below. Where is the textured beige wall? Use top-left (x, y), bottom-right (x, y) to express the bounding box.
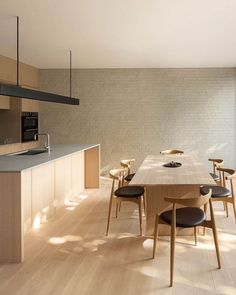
top-left (39, 68), bottom-right (236, 173)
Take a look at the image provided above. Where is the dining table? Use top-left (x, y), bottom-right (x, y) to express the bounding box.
top-left (129, 154), bottom-right (216, 236)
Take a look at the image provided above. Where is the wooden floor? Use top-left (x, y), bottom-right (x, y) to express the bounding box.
top-left (0, 178), bottom-right (236, 295)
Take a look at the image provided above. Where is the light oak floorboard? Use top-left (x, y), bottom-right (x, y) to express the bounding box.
top-left (0, 178), bottom-right (235, 295)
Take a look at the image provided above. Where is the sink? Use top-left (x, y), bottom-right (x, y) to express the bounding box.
top-left (7, 148), bottom-right (49, 156)
top-left (17, 149), bottom-right (47, 156)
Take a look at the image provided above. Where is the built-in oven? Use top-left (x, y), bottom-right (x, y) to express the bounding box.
top-left (21, 112), bottom-right (38, 142)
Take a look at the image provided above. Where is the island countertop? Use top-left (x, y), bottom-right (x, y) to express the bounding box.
top-left (0, 144), bottom-right (99, 172)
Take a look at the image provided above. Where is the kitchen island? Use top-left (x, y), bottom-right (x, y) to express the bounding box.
top-left (0, 144), bottom-right (100, 263)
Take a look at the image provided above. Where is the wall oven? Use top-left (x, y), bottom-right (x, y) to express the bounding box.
top-left (21, 112), bottom-right (38, 142)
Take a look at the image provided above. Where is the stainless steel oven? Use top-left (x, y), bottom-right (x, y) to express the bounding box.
top-left (21, 112), bottom-right (38, 142)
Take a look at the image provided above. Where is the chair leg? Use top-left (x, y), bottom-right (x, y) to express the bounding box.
top-left (194, 227), bottom-right (197, 246)
top-left (152, 214), bottom-right (159, 259)
top-left (209, 199), bottom-right (221, 269)
top-left (232, 199), bottom-right (236, 222)
top-left (143, 194), bottom-right (146, 216)
top-left (115, 201), bottom-right (119, 218)
top-left (212, 224), bottom-right (221, 269)
top-left (170, 221), bottom-right (176, 287)
top-left (119, 201), bottom-right (122, 212)
top-left (223, 201), bottom-right (226, 211)
top-left (106, 195), bottom-right (114, 236)
top-left (225, 201), bottom-right (229, 217)
top-left (138, 197), bottom-right (143, 236)
top-left (203, 203), bottom-right (208, 236)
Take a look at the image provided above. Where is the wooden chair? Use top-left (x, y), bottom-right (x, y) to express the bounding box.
top-left (208, 158), bottom-right (226, 214)
top-left (106, 168), bottom-right (145, 236)
top-left (160, 149), bottom-right (184, 155)
top-left (208, 158), bottom-right (224, 184)
top-left (201, 168), bottom-right (236, 221)
top-left (152, 190), bottom-right (221, 287)
top-left (120, 159), bottom-right (146, 214)
top-left (120, 159), bottom-right (136, 183)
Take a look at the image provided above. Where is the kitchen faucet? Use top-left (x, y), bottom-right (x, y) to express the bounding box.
top-left (34, 133), bottom-right (51, 153)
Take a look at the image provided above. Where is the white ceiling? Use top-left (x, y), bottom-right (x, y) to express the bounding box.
top-left (1, 0), bottom-right (236, 69)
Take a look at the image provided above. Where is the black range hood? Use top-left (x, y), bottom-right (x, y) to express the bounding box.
top-left (0, 83), bottom-right (80, 105)
top-left (0, 16), bottom-right (80, 106)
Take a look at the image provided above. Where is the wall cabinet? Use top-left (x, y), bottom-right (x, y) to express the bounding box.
top-left (0, 55), bottom-right (17, 83)
top-left (20, 63), bottom-right (39, 89)
top-left (21, 98), bottom-right (39, 112)
top-left (0, 55), bottom-right (38, 88)
top-left (0, 55), bottom-right (39, 153)
top-left (0, 96), bottom-right (10, 110)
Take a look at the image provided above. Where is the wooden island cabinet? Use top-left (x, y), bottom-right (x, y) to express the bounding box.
top-left (0, 144), bottom-right (100, 263)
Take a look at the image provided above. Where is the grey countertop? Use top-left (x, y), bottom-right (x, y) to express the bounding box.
top-left (0, 144), bottom-right (99, 172)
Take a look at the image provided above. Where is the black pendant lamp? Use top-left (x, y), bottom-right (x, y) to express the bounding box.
top-left (0, 16), bottom-right (80, 105)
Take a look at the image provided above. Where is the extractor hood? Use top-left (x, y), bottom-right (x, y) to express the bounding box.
top-left (0, 16), bottom-right (80, 106)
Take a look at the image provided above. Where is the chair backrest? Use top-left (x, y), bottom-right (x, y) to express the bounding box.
top-left (217, 168), bottom-right (236, 196)
top-left (160, 149), bottom-right (184, 155)
top-left (120, 159), bottom-right (135, 175)
top-left (164, 189), bottom-right (212, 208)
top-left (208, 158), bottom-right (224, 175)
top-left (109, 168), bottom-right (126, 195)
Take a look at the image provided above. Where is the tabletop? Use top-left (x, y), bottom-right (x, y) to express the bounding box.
top-left (130, 154), bottom-right (216, 186)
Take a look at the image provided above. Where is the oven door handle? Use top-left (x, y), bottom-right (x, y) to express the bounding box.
top-left (23, 129), bottom-right (38, 132)
top-left (23, 118), bottom-right (38, 121)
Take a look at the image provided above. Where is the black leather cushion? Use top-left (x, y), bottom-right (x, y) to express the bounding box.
top-left (115, 186), bottom-right (144, 198)
top-left (209, 172), bottom-right (220, 182)
top-left (124, 173), bottom-right (135, 182)
top-left (200, 185), bottom-right (231, 198)
top-left (160, 207), bottom-right (206, 228)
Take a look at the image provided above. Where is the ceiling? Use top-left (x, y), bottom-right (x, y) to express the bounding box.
top-left (1, 0), bottom-right (236, 69)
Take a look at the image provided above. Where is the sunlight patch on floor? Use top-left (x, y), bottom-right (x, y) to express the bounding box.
top-left (196, 240), bottom-right (229, 252)
top-left (215, 285), bottom-right (236, 295)
top-left (91, 239), bottom-right (107, 246)
top-left (117, 233), bottom-right (137, 239)
top-left (48, 237), bottom-right (66, 245)
top-left (77, 194), bottom-right (88, 200)
top-left (64, 235), bottom-right (83, 242)
top-left (48, 235), bottom-right (83, 245)
top-left (142, 239), bottom-right (153, 250)
top-left (137, 265), bottom-right (160, 278)
top-left (33, 216), bottom-right (41, 229)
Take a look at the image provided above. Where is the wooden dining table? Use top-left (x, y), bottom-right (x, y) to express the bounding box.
top-left (129, 154), bottom-right (216, 236)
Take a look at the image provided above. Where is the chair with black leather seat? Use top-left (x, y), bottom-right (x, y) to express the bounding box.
top-left (200, 168), bottom-right (236, 221)
top-left (160, 149), bottom-right (184, 155)
top-left (208, 158), bottom-right (227, 213)
top-left (152, 190), bottom-right (221, 287)
top-left (120, 159), bottom-right (146, 214)
top-left (106, 168), bottom-right (144, 236)
top-left (208, 158), bottom-right (224, 185)
top-left (120, 159), bottom-right (136, 183)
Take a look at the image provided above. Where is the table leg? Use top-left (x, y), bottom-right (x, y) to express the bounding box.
top-left (145, 185), bottom-right (200, 236)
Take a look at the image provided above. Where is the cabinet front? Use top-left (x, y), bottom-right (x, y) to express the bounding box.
top-left (71, 152), bottom-right (85, 197)
top-left (0, 96), bottom-right (10, 110)
top-left (54, 156), bottom-right (72, 209)
top-left (31, 162), bottom-right (55, 226)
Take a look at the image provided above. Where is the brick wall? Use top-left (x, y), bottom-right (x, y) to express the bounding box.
top-left (39, 68), bottom-right (236, 173)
